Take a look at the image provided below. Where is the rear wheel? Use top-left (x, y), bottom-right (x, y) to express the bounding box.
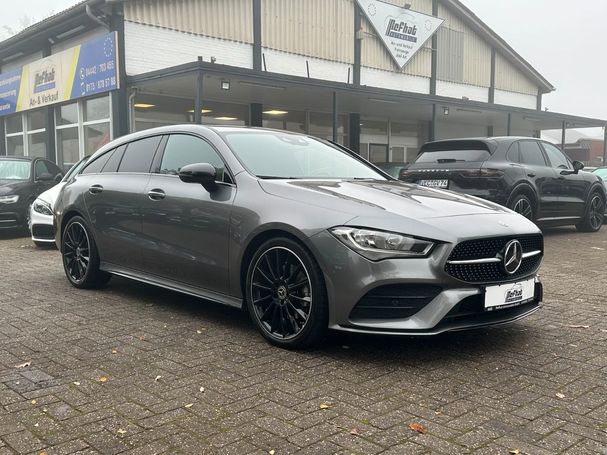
top-left (61, 216), bottom-right (111, 288)
top-left (246, 237), bottom-right (328, 349)
top-left (509, 193), bottom-right (534, 221)
top-left (576, 192), bottom-right (605, 232)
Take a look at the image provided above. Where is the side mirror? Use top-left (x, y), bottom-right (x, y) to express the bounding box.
top-left (54, 173), bottom-right (63, 183)
top-left (573, 161), bottom-right (584, 172)
top-left (179, 163), bottom-right (217, 191)
top-left (37, 172), bottom-right (54, 181)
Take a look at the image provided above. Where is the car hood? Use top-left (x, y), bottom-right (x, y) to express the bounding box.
top-left (35, 182), bottom-right (64, 206)
top-left (0, 180), bottom-right (28, 195)
top-left (259, 179), bottom-right (540, 242)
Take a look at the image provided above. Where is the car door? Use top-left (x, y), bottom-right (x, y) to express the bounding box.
top-left (33, 159), bottom-right (59, 196)
top-left (141, 133), bottom-right (236, 295)
top-left (541, 141), bottom-right (588, 217)
top-left (517, 140), bottom-right (559, 219)
top-left (83, 136), bottom-right (162, 271)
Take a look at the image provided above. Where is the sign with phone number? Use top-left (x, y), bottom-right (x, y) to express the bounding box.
top-left (0, 31), bottom-right (119, 117)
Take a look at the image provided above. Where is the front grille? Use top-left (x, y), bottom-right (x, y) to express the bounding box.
top-left (350, 284), bottom-right (441, 320)
top-left (445, 234), bottom-right (543, 284)
top-left (32, 224), bottom-right (55, 239)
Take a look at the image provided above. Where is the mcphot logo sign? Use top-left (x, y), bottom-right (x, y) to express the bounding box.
top-left (357, 0), bottom-right (444, 69)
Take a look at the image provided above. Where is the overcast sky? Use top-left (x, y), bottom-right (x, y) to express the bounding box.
top-left (1, 0), bottom-right (605, 133)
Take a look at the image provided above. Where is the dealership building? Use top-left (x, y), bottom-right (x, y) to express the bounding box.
top-left (0, 0), bottom-right (605, 170)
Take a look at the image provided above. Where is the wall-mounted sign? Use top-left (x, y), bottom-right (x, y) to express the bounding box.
top-left (0, 31), bottom-right (119, 117)
top-left (357, 0), bottom-right (444, 69)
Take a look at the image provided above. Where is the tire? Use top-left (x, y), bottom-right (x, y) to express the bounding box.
top-left (61, 216), bottom-right (111, 289)
top-left (245, 237), bottom-right (328, 349)
top-left (508, 193), bottom-right (535, 221)
top-left (576, 192), bottom-right (605, 232)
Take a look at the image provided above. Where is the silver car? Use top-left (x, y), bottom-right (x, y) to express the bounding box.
top-left (55, 126), bottom-right (543, 349)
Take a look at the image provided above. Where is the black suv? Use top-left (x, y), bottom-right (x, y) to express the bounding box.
top-left (400, 137), bottom-right (605, 231)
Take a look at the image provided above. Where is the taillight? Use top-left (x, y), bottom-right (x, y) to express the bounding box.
top-left (460, 169), bottom-right (504, 178)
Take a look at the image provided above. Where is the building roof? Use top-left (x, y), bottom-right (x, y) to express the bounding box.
top-left (0, 0), bottom-right (554, 93)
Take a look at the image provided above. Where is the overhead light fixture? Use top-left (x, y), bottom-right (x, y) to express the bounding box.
top-left (187, 108), bottom-right (213, 114)
top-left (134, 103), bottom-right (155, 109)
top-left (215, 116), bottom-right (238, 121)
top-left (369, 98), bottom-right (400, 105)
top-left (239, 81), bottom-right (286, 91)
top-left (221, 80), bottom-right (230, 90)
top-left (263, 110), bottom-right (288, 115)
top-left (455, 108), bottom-right (483, 114)
top-left (55, 25), bottom-right (86, 40)
top-left (443, 106), bottom-right (450, 115)
top-left (1, 51), bottom-right (24, 62)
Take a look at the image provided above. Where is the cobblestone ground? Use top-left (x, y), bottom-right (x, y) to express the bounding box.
top-left (0, 227), bottom-right (606, 455)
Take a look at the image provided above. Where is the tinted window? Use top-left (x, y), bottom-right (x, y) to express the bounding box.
top-left (519, 141), bottom-right (546, 167)
top-left (46, 161), bottom-right (63, 177)
top-left (62, 156), bottom-right (90, 181)
top-left (118, 136), bottom-right (162, 173)
top-left (160, 135), bottom-right (226, 181)
top-left (82, 150), bottom-right (114, 174)
top-left (35, 160), bottom-right (51, 178)
top-left (506, 142), bottom-right (520, 163)
top-left (542, 142), bottom-right (571, 169)
top-left (416, 149), bottom-right (490, 163)
top-left (102, 145), bottom-right (125, 173)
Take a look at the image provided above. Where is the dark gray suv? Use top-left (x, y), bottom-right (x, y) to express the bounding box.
top-left (55, 126), bottom-right (544, 348)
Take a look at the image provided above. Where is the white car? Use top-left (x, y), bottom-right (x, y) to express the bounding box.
top-left (30, 157), bottom-right (89, 247)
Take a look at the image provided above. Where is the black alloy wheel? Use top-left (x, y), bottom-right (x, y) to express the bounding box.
top-left (61, 216), bottom-right (111, 288)
top-left (246, 238), bottom-right (328, 349)
top-left (510, 194), bottom-right (534, 220)
top-left (577, 193), bottom-right (605, 232)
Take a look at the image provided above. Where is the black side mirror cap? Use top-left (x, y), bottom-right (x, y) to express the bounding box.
top-left (179, 163), bottom-right (217, 191)
top-left (572, 161), bottom-right (584, 172)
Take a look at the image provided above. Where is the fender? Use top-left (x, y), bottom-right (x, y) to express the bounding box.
top-left (508, 181), bottom-right (538, 205)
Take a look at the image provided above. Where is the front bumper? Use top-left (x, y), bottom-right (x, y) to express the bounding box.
top-left (30, 206), bottom-right (55, 243)
top-left (308, 231), bottom-right (542, 335)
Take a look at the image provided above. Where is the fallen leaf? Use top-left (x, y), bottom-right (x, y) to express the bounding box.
top-left (350, 428), bottom-right (360, 436)
top-left (434, 410), bottom-right (443, 416)
top-left (568, 325), bottom-right (590, 329)
top-left (269, 450), bottom-right (275, 455)
top-left (99, 376), bottom-right (108, 383)
top-left (408, 423), bottom-right (427, 434)
top-left (34, 423), bottom-right (39, 427)
top-left (185, 403), bottom-right (194, 408)
top-left (601, 329), bottom-right (607, 333)
top-left (111, 349), bottom-right (118, 354)
top-left (139, 336), bottom-right (146, 341)
top-left (39, 452), bottom-right (46, 455)
top-left (199, 386), bottom-right (205, 393)
top-left (31, 400), bottom-right (37, 405)
top-left (556, 392), bottom-right (566, 399)
top-left (15, 361), bottom-right (31, 368)
top-left (319, 403), bottom-right (330, 410)
top-left (508, 449), bottom-right (521, 455)
top-left (196, 330), bottom-right (202, 334)
top-left (154, 375), bottom-right (162, 382)
top-left (73, 381), bottom-right (80, 386)
top-left (117, 429), bottom-right (127, 435)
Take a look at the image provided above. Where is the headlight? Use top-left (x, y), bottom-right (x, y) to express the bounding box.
top-left (33, 200), bottom-right (53, 216)
top-left (330, 227), bottom-right (435, 260)
top-left (0, 195), bottom-right (19, 204)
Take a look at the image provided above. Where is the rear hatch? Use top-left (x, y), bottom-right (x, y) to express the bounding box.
top-left (400, 139), bottom-right (501, 192)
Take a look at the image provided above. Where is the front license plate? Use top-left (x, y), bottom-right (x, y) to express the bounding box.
top-left (418, 179), bottom-right (449, 189)
top-left (485, 278), bottom-right (535, 311)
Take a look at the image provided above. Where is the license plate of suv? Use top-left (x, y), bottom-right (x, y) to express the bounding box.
top-left (418, 179), bottom-right (449, 189)
top-left (485, 278), bottom-right (535, 310)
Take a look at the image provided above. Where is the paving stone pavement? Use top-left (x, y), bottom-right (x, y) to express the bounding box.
top-left (0, 227), bottom-right (606, 455)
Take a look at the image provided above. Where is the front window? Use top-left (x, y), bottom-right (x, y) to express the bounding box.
top-left (222, 131), bottom-right (385, 180)
top-left (542, 142), bottom-right (571, 169)
top-left (0, 160), bottom-right (30, 180)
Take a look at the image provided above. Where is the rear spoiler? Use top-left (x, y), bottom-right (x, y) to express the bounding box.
top-left (419, 140), bottom-right (495, 155)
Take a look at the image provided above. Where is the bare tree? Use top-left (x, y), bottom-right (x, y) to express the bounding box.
top-left (1, 11), bottom-right (55, 39)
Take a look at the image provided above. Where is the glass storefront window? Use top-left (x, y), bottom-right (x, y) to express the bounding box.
top-left (6, 136), bottom-right (24, 156)
top-left (27, 131), bottom-right (47, 158)
top-left (5, 115), bottom-right (22, 134)
top-left (56, 102), bottom-right (78, 126)
top-left (84, 123), bottom-right (110, 156)
top-left (57, 128), bottom-right (79, 168)
top-left (84, 96), bottom-right (110, 122)
top-left (27, 110), bottom-right (46, 131)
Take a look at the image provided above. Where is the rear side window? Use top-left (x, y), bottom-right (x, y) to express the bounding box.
top-left (506, 142), bottom-right (520, 163)
top-left (416, 149), bottom-right (490, 164)
top-left (82, 150), bottom-right (114, 174)
top-left (118, 136), bottom-right (162, 173)
top-left (519, 141), bottom-right (547, 167)
top-left (102, 145), bottom-right (125, 172)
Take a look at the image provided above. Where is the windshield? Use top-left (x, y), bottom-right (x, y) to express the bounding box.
top-left (62, 156), bottom-right (90, 182)
top-left (222, 131), bottom-right (385, 180)
top-left (0, 160), bottom-right (30, 180)
top-left (593, 168), bottom-right (607, 180)
top-left (416, 149), bottom-right (491, 164)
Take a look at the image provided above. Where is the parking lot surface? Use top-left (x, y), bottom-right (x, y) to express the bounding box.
top-left (0, 228), bottom-right (606, 455)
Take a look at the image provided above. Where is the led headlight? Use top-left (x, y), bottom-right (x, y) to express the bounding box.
top-left (330, 227), bottom-right (435, 260)
top-left (0, 195), bottom-right (19, 204)
top-left (33, 200), bottom-right (53, 216)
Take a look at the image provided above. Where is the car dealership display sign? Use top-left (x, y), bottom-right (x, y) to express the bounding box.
top-left (357, 0), bottom-right (444, 69)
top-left (0, 31), bottom-right (119, 117)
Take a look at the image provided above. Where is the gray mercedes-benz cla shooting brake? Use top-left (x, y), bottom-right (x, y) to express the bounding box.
top-left (55, 125), bottom-right (544, 348)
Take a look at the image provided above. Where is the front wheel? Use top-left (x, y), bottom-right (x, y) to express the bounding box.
top-left (246, 238), bottom-right (328, 349)
top-left (576, 192), bottom-right (605, 232)
top-left (508, 193), bottom-right (534, 221)
top-left (61, 216), bottom-right (111, 288)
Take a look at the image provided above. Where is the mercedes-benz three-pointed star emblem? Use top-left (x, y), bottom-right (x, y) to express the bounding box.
top-left (503, 240), bottom-right (523, 275)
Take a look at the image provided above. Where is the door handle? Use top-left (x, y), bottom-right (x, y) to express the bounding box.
top-left (147, 189), bottom-right (166, 200)
top-left (89, 184), bottom-right (103, 194)
top-left (527, 173), bottom-right (536, 178)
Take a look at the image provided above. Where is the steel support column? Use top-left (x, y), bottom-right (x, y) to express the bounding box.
top-left (250, 103), bottom-right (263, 127)
top-left (603, 126), bottom-right (607, 164)
top-left (110, 2), bottom-right (129, 138)
top-left (348, 113), bottom-right (360, 154)
top-left (430, 0), bottom-right (438, 95)
top-left (42, 43), bottom-right (56, 163)
top-left (489, 47), bottom-right (496, 104)
top-left (430, 104), bottom-right (437, 142)
top-left (194, 57), bottom-right (204, 125)
top-left (252, 0), bottom-right (262, 71)
top-left (332, 91), bottom-right (338, 143)
top-left (353, 5), bottom-right (361, 86)
top-left (561, 121), bottom-right (566, 151)
top-left (507, 113), bottom-right (512, 136)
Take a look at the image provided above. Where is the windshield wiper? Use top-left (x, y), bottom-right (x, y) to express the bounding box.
top-left (257, 176), bottom-right (301, 180)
